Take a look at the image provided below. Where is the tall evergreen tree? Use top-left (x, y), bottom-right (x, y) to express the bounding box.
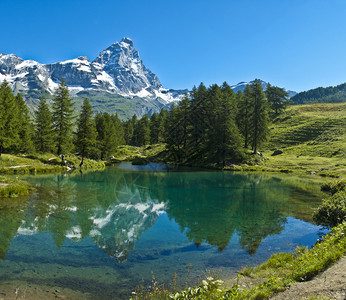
top-left (14, 93), bottom-right (34, 153)
top-left (187, 83), bottom-right (209, 159)
top-left (134, 114), bottom-right (150, 146)
top-left (129, 114), bottom-right (138, 145)
top-left (0, 81), bottom-right (19, 157)
top-left (111, 113), bottom-right (125, 146)
top-left (237, 88), bottom-right (252, 149)
top-left (266, 83), bottom-right (290, 115)
top-left (95, 113), bottom-right (117, 159)
top-left (75, 98), bottom-right (97, 158)
top-left (150, 112), bottom-right (160, 144)
top-left (52, 79), bottom-right (74, 155)
top-left (34, 96), bottom-right (55, 153)
top-left (249, 79), bottom-right (269, 153)
top-left (157, 108), bottom-right (168, 143)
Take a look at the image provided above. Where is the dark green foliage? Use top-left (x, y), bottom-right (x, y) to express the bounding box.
top-left (266, 83), bottom-right (290, 115)
top-left (14, 93), bottom-right (34, 153)
top-left (52, 79), bottom-right (75, 155)
top-left (34, 96), bottom-right (55, 153)
top-left (75, 98), bottom-right (97, 158)
top-left (291, 82), bottom-right (346, 105)
top-left (149, 112), bottom-right (159, 144)
top-left (248, 79), bottom-right (269, 153)
top-left (313, 191), bottom-right (346, 227)
top-left (237, 89), bottom-right (251, 148)
top-left (314, 180), bottom-right (346, 227)
top-left (111, 113), bottom-right (125, 146)
top-left (95, 113), bottom-right (121, 159)
top-left (0, 81), bottom-right (19, 156)
top-left (164, 83), bottom-right (244, 166)
top-left (133, 114), bottom-right (151, 146)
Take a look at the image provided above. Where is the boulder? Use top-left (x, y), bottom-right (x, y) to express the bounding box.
top-left (271, 149), bottom-right (283, 156)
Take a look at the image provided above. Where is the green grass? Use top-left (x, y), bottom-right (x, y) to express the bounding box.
top-left (258, 102), bottom-right (346, 177)
top-left (0, 176), bottom-right (33, 197)
top-left (0, 153), bottom-right (105, 174)
top-left (108, 144), bottom-right (167, 164)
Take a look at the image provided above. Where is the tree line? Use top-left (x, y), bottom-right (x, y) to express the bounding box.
top-left (291, 82), bottom-right (346, 105)
top-left (0, 79), bottom-right (289, 165)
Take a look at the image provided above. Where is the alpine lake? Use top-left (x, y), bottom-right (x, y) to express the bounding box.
top-left (0, 163), bottom-right (328, 299)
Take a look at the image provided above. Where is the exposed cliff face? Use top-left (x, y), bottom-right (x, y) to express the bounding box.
top-left (0, 38), bottom-right (187, 115)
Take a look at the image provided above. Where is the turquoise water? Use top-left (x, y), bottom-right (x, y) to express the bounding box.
top-left (0, 164), bottom-right (327, 299)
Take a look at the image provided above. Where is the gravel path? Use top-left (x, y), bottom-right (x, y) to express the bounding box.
top-left (271, 256), bottom-right (346, 300)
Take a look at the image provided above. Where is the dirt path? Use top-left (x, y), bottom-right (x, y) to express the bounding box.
top-left (271, 256), bottom-right (346, 300)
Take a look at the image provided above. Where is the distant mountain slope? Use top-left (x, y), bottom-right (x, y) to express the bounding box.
top-left (0, 37), bottom-right (187, 119)
top-left (231, 80), bottom-right (297, 98)
top-left (291, 82), bottom-right (346, 104)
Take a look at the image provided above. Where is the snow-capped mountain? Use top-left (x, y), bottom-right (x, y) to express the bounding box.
top-left (0, 37), bottom-right (187, 114)
top-left (231, 80), bottom-right (297, 98)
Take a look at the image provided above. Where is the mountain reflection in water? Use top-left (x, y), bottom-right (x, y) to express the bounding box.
top-left (0, 165), bottom-right (324, 262)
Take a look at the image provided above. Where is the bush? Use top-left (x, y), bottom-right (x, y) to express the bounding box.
top-left (320, 180), bottom-right (346, 195)
top-left (313, 191), bottom-right (346, 227)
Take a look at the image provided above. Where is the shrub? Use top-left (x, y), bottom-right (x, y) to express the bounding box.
top-left (313, 191), bottom-right (346, 227)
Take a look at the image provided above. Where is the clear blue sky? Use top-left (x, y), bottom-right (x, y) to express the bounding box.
top-left (1, 0), bottom-right (345, 92)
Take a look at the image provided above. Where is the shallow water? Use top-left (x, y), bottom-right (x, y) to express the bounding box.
top-left (0, 164), bottom-right (327, 299)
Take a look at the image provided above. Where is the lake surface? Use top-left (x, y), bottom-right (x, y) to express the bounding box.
top-left (0, 164), bottom-right (327, 299)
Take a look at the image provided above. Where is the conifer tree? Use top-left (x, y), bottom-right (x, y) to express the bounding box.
top-left (124, 119), bottom-right (134, 145)
top-left (237, 88), bottom-right (252, 149)
top-left (134, 114), bottom-right (150, 146)
top-left (15, 93), bottom-right (34, 153)
top-left (266, 83), bottom-right (289, 115)
top-left (129, 114), bottom-right (138, 145)
top-left (249, 79), bottom-right (269, 153)
top-left (75, 98), bottom-right (97, 158)
top-left (150, 112), bottom-right (160, 144)
top-left (34, 96), bottom-right (55, 153)
top-left (157, 108), bottom-right (168, 143)
top-left (95, 113), bottom-right (117, 159)
top-left (52, 79), bottom-right (74, 155)
top-left (187, 83), bottom-right (208, 158)
top-left (0, 81), bottom-right (19, 157)
top-left (111, 113), bottom-right (125, 146)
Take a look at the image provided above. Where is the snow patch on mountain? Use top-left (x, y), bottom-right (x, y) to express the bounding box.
top-left (0, 38), bottom-right (186, 105)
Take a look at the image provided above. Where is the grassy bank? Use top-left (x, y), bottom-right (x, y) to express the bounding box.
top-left (0, 176), bottom-right (33, 197)
top-left (0, 153), bottom-right (105, 175)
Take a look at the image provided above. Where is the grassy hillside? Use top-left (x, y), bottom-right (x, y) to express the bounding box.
top-left (25, 89), bottom-right (166, 120)
top-left (261, 102), bottom-right (346, 176)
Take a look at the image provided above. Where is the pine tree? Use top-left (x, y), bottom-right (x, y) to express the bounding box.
top-left (237, 88), bottom-right (252, 149)
top-left (187, 83), bottom-right (209, 159)
top-left (124, 119), bottom-right (134, 145)
top-left (157, 108), bottom-right (168, 143)
top-left (52, 79), bottom-right (74, 155)
top-left (111, 113), bottom-right (125, 146)
top-left (75, 98), bottom-right (97, 158)
top-left (34, 96), bottom-right (55, 153)
top-left (15, 93), bottom-right (34, 153)
top-left (266, 83), bottom-right (289, 116)
top-left (150, 113), bottom-right (159, 144)
top-left (95, 113), bottom-right (117, 159)
top-left (134, 114), bottom-right (150, 146)
top-left (249, 79), bottom-right (269, 153)
top-left (0, 81), bottom-right (19, 157)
